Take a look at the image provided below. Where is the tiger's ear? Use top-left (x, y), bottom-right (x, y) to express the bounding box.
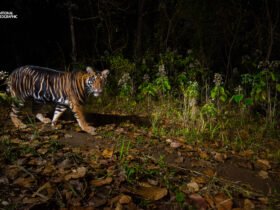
top-left (101, 69), bottom-right (109, 78)
top-left (86, 66), bottom-right (95, 75)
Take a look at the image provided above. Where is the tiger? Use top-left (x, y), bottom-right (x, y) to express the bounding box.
top-left (6, 65), bottom-right (109, 135)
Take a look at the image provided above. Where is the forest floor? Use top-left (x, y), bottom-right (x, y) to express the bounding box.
top-left (0, 105), bottom-right (279, 210)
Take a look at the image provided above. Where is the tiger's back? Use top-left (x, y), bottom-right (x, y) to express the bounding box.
top-left (8, 66), bottom-right (73, 104)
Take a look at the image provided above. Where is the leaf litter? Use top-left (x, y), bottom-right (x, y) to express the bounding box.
top-left (0, 112), bottom-right (279, 209)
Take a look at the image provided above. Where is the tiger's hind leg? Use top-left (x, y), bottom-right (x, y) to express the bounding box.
top-left (51, 105), bottom-right (67, 127)
top-left (10, 101), bottom-right (27, 129)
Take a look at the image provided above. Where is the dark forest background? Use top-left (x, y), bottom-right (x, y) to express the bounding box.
top-left (1, 0), bottom-right (280, 76)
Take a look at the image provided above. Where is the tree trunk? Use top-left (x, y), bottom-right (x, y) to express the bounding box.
top-left (68, 4), bottom-right (77, 63)
top-left (134, 0), bottom-right (145, 61)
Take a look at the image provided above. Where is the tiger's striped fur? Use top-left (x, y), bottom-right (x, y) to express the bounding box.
top-left (6, 65), bottom-right (109, 135)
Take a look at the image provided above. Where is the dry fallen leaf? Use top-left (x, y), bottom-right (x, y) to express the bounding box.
top-left (258, 197), bottom-right (268, 204)
top-left (203, 168), bottom-right (216, 177)
top-left (175, 156), bottom-right (184, 163)
top-left (214, 193), bottom-right (233, 210)
top-left (204, 194), bottom-right (215, 209)
top-left (170, 141), bottom-right (182, 148)
top-left (256, 159), bottom-right (271, 170)
top-left (5, 165), bottom-right (22, 179)
top-left (191, 176), bottom-right (208, 184)
top-left (138, 181), bottom-right (152, 187)
top-left (57, 158), bottom-right (72, 169)
top-left (119, 194), bottom-right (132, 204)
top-left (14, 177), bottom-right (34, 188)
top-left (90, 177), bottom-right (113, 187)
top-left (214, 152), bottom-right (227, 162)
top-left (187, 181), bottom-right (200, 193)
top-left (243, 199), bottom-right (255, 210)
top-left (239, 149), bottom-right (254, 157)
top-left (166, 139), bottom-right (172, 143)
top-left (114, 202), bottom-right (122, 210)
top-left (42, 163), bottom-right (56, 175)
top-left (102, 148), bottom-right (114, 159)
top-left (64, 166), bottom-right (87, 181)
top-left (198, 150), bottom-right (209, 159)
top-left (258, 170), bottom-right (269, 179)
top-left (37, 148), bottom-right (48, 155)
top-left (189, 194), bottom-right (208, 210)
top-left (130, 186), bottom-right (168, 201)
top-left (147, 178), bottom-right (158, 186)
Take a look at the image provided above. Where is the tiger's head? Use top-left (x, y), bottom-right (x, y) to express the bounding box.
top-left (86, 66), bottom-right (109, 97)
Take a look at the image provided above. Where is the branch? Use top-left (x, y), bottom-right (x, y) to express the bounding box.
top-left (73, 16), bottom-right (99, 21)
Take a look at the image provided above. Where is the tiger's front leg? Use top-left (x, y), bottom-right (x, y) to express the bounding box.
top-left (70, 102), bottom-right (96, 135)
top-left (51, 105), bottom-right (67, 127)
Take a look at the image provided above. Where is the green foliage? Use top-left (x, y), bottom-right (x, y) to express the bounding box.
top-left (232, 94), bottom-right (244, 104)
top-left (0, 92), bottom-right (8, 103)
top-left (106, 55), bottom-right (136, 96)
top-left (248, 60), bottom-right (280, 123)
top-left (181, 81), bottom-right (199, 98)
top-left (244, 98), bottom-right (253, 106)
top-left (230, 86), bottom-right (253, 107)
top-left (138, 81), bottom-right (157, 98)
top-left (154, 75), bottom-right (171, 97)
top-left (119, 83), bottom-right (133, 98)
top-left (108, 55), bottom-right (135, 75)
top-left (210, 85), bottom-right (227, 103)
top-left (138, 69), bottom-right (170, 101)
top-left (176, 72), bottom-right (188, 88)
top-left (119, 137), bottom-right (131, 161)
top-left (201, 102), bottom-right (217, 118)
top-left (175, 191), bottom-right (185, 204)
top-left (251, 66), bottom-right (279, 102)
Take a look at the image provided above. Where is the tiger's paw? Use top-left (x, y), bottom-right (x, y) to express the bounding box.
top-left (36, 113), bottom-right (51, 124)
top-left (51, 123), bottom-right (62, 130)
top-left (84, 126), bottom-right (97, 135)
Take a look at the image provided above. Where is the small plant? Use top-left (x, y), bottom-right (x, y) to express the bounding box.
top-left (157, 155), bottom-right (166, 168)
top-left (175, 191), bottom-right (185, 205)
top-left (106, 54), bottom-right (136, 100)
top-left (211, 73), bottom-right (227, 112)
top-left (119, 137), bottom-right (131, 161)
top-left (200, 101), bottom-right (217, 133)
top-left (251, 60), bottom-right (280, 125)
top-left (123, 162), bottom-right (142, 183)
top-left (231, 85), bottom-right (244, 105)
top-left (179, 79), bottom-right (199, 125)
top-left (138, 74), bottom-right (157, 108)
top-left (154, 63), bottom-right (171, 100)
top-left (0, 70), bottom-right (9, 103)
top-left (118, 72), bottom-right (133, 99)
